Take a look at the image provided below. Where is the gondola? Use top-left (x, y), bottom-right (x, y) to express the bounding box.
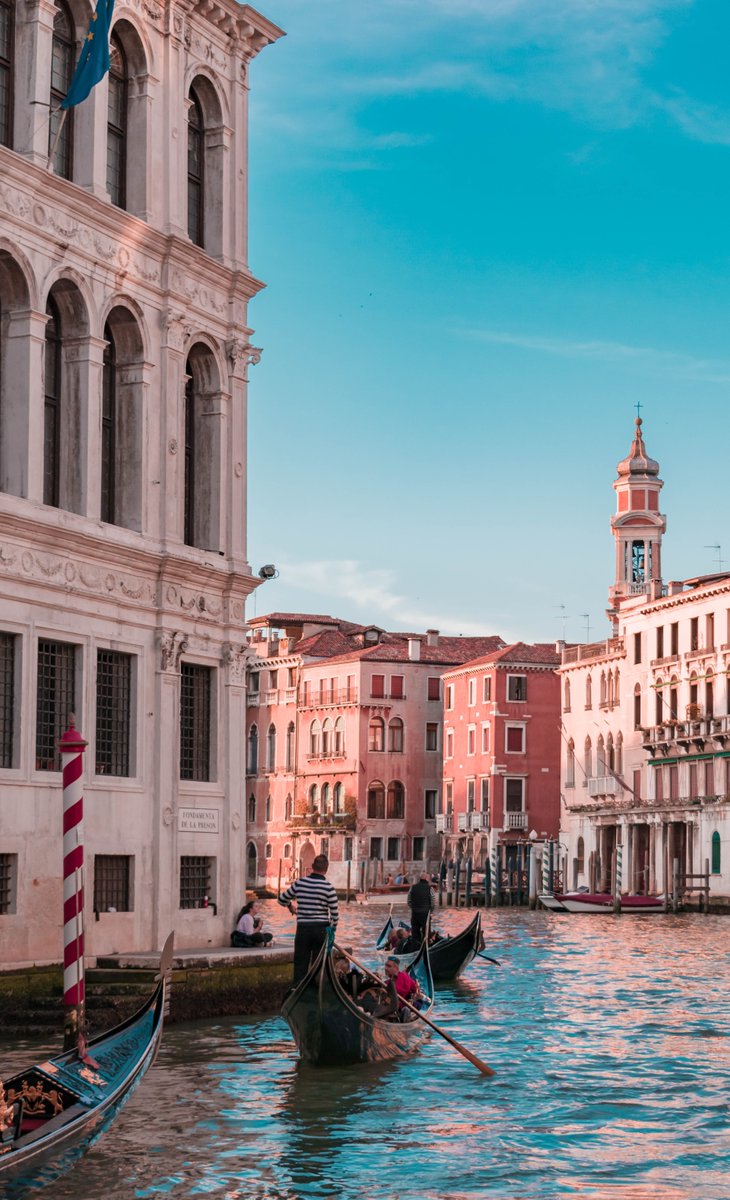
top-left (281, 937), bottom-right (434, 1066)
top-left (0, 933), bottom-right (174, 1193)
top-left (375, 911), bottom-right (483, 981)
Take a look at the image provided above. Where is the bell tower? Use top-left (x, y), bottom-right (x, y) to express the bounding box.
top-left (607, 416), bottom-right (666, 631)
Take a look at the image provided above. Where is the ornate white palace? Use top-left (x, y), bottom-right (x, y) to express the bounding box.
top-left (0, 0), bottom-right (282, 963)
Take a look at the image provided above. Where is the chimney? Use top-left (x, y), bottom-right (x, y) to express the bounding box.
top-left (426, 629), bottom-right (439, 647)
top-left (408, 638), bottom-right (421, 661)
top-left (555, 639), bottom-right (565, 654)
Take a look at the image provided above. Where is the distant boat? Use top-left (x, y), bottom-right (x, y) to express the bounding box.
top-left (0, 934), bottom-right (173, 1193)
top-left (281, 939), bottom-right (434, 1066)
top-left (545, 892), bottom-right (665, 914)
top-left (375, 912), bottom-right (484, 981)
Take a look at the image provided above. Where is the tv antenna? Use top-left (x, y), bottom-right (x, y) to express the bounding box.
top-left (553, 604), bottom-right (570, 639)
top-left (579, 613), bottom-right (591, 642)
top-left (705, 544), bottom-right (726, 572)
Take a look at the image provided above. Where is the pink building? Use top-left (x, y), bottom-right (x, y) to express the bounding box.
top-left (244, 614), bottom-right (504, 891)
top-left (440, 643), bottom-right (561, 896)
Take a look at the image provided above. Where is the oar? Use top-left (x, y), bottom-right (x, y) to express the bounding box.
top-left (476, 952), bottom-right (501, 966)
top-left (335, 944), bottom-right (495, 1078)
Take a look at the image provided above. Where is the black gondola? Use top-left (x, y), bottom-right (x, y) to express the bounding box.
top-left (376, 911), bottom-right (483, 981)
top-left (0, 933), bottom-right (174, 1194)
top-left (281, 938), bottom-right (435, 1066)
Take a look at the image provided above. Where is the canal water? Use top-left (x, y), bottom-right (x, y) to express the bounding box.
top-left (3, 905), bottom-right (730, 1199)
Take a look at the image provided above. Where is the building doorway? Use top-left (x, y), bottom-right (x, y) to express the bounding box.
top-left (246, 841), bottom-right (257, 887)
top-left (299, 840), bottom-right (315, 878)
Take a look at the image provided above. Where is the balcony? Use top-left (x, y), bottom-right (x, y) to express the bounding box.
top-left (436, 814), bottom-right (454, 833)
top-left (301, 688), bottom-right (359, 708)
top-left (587, 776), bottom-right (619, 797)
top-left (459, 811), bottom-right (489, 831)
top-left (642, 714), bottom-right (730, 752)
top-left (561, 637), bottom-right (624, 666)
top-left (287, 811), bottom-right (356, 831)
top-left (504, 810), bottom-right (527, 829)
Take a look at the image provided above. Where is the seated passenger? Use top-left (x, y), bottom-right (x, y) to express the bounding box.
top-left (231, 900), bottom-right (273, 948)
top-left (383, 956), bottom-right (421, 1018)
top-left (386, 926), bottom-right (410, 952)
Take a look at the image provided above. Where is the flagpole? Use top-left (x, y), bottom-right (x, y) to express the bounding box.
top-left (47, 107), bottom-right (68, 172)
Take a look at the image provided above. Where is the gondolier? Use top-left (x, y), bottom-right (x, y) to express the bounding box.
top-left (407, 872), bottom-right (434, 946)
top-left (279, 854), bottom-right (339, 984)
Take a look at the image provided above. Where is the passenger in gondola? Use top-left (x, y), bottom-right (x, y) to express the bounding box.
top-left (333, 950), bottom-right (365, 999)
top-left (386, 926), bottom-right (410, 953)
top-left (384, 956), bottom-right (421, 1020)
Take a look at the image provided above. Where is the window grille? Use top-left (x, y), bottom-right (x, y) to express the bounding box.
top-left (179, 855), bottom-right (212, 908)
top-left (0, 633), bottom-right (15, 768)
top-left (36, 639), bottom-right (75, 770)
top-left (0, 853), bottom-right (16, 913)
top-left (180, 663), bottom-right (212, 781)
top-left (95, 650), bottom-right (131, 776)
top-left (94, 854), bottom-right (131, 912)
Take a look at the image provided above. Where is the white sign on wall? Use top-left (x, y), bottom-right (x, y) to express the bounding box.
top-left (178, 807), bottom-right (220, 834)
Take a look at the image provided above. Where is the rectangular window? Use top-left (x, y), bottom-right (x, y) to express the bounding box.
top-left (506, 725), bottom-right (525, 753)
top-left (179, 856), bottom-right (214, 908)
top-left (249, 672), bottom-right (260, 694)
top-left (654, 767), bottom-right (663, 802)
top-left (320, 837), bottom-right (329, 857)
top-left (346, 674), bottom-right (356, 700)
top-left (344, 836), bottom-right (353, 861)
top-left (180, 663), bottom-right (213, 781)
top-left (481, 723), bottom-right (490, 753)
top-left (466, 779), bottom-right (475, 811)
top-left (0, 632), bottom-right (16, 768)
top-left (390, 675), bottom-right (404, 699)
top-left (425, 722), bottom-right (439, 751)
top-left (93, 854), bottom-right (132, 912)
top-left (690, 617), bottom-right (699, 652)
top-left (288, 667), bottom-right (296, 687)
top-left (412, 836), bottom-right (425, 861)
top-left (95, 650), bottom-right (132, 777)
top-left (269, 669), bottom-right (278, 689)
top-left (302, 680), bottom-right (311, 705)
top-left (427, 677), bottom-right (441, 701)
top-left (369, 836), bottom-right (382, 860)
top-left (633, 632), bottom-right (642, 664)
top-left (36, 639), bottom-right (75, 771)
top-left (387, 836), bottom-right (400, 861)
top-left (371, 674), bottom-right (385, 698)
top-left (0, 853), bottom-right (17, 914)
top-left (0, 0), bottom-right (14, 149)
top-left (468, 679), bottom-right (476, 706)
top-left (445, 782), bottom-right (453, 811)
top-left (706, 613), bottom-right (715, 651)
top-left (445, 729), bottom-right (454, 758)
top-left (482, 676), bottom-right (492, 702)
top-left (507, 675), bottom-right (527, 702)
top-left (656, 626), bottom-right (664, 659)
top-left (669, 764), bottom-right (679, 800)
top-left (424, 789), bottom-right (437, 819)
top-left (446, 684), bottom-right (454, 710)
top-left (505, 778), bottom-right (524, 811)
top-left (467, 726), bottom-right (476, 755)
top-left (705, 760), bottom-right (715, 797)
top-left (670, 622), bottom-right (679, 656)
top-left (480, 777), bottom-right (489, 811)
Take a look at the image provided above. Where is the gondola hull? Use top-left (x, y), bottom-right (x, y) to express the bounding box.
top-left (0, 935), bottom-right (172, 1194)
top-left (281, 942), bottom-right (434, 1067)
top-left (376, 912), bottom-right (483, 981)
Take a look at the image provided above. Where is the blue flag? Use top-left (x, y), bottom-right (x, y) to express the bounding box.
top-left (61, 0), bottom-right (116, 110)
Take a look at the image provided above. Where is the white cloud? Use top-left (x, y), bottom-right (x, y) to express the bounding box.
top-left (658, 93), bottom-right (730, 146)
top-left (275, 558), bottom-right (495, 637)
top-left (460, 326), bottom-right (730, 384)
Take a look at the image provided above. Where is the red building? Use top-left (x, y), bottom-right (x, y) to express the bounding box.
top-left (440, 643), bottom-right (561, 894)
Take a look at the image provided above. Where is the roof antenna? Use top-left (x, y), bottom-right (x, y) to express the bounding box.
top-left (579, 613), bottom-right (591, 643)
top-left (553, 604), bottom-right (569, 639)
top-left (705, 544), bottom-right (725, 572)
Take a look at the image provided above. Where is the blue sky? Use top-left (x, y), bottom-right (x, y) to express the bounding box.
top-left (245, 0), bottom-right (730, 645)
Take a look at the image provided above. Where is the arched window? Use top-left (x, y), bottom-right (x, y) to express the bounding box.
top-left (308, 783), bottom-right (318, 811)
top-left (107, 33), bottom-right (128, 207)
top-left (566, 739), bottom-right (575, 787)
top-left (101, 307), bottom-right (143, 529)
top-left (44, 295), bottom-right (62, 507)
top-left (387, 780), bottom-right (404, 819)
top-left (333, 781), bottom-right (344, 813)
top-left (321, 782), bottom-right (331, 812)
top-left (0, 252), bottom-right (32, 497)
top-left (600, 672), bottom-right (607, 707)
top-left (285, 793), bottom-right (293, 820)
top-left (285, 722), bottom-right (295, 771)
top-left (585, 675), bottom-right (592, 709)
top-left (655, 678), bottom-right (664, 725)
top-left (576, 836), bottom-right (585, 874)
top-left (606, 732), bottom-right (614, 773)
top-left (187, 87), bottom-right (204, 246)
top-left (309, 719), bottom-right (321, 758)
top-left (266, 723), bottom-right (276, 771)
top-left (184, 344), bottom-right (222, 551)
top-left (246, 793), bottom-right (256, 823)
top-left (367, 781), bottom-right (385, 819)
top-left (597, 734), bottom-right (605, 775)
top-left (0, 0), bottom-right (14, 148)
top-left (334, 716), bottom-right (345, 755)
top-left (669, 676), bottom-right (679, 721)
top-left (613, 669), bottom-right (620, 707)
top-left (247, 725), bottom-right (258, 773)
top-left (564, 678), bottom-right (571, 712)
top-left (634, 684), bottom-right (642, 730)
top-left (283, 842), bottom-right (292, 859)
top-left (101, 321), bottom-right (117, 523)
top-left (388, 717), bottom-right (404, 753)
top-left (711, 830), bottom-right (721, 875)
top-left (705, 671), bottom-right (714, 719)
top-left (246, 841), bottom-right (257, 885)
top-left (615, 732), bottom-right (623, 776)
top-left (265, 795), bottom-right (271, 821)
top-left (265, 842), bottom-right (272, 859)
top-left (368, 716), bottom-right (385, 752)
top-left (584, 736), bottom-right (592, 780)
top-left (50, 0), bottom-right (75, 179)
top-left (322, 717), bottom-right (333, 756)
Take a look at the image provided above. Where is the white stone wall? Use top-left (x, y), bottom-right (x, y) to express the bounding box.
top-left (0, 0), bottom-right (282, 964)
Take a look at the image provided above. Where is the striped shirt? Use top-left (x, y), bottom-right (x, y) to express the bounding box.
top-left (279, 872), bottom-right (339, 927)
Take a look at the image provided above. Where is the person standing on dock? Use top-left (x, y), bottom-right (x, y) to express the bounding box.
top-left (407, 872), bottom-right (434, 947)
top-left (278, 854), bottom-right (339, 984)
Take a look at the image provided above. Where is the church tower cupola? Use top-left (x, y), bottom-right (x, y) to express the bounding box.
top-left (607, 415), bottom-right (666, 629)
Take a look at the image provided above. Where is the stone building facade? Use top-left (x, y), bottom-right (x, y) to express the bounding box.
top-left (558, 419), bottom-right (730, 900)
top-left (0, 0), bottom-right (282, 964)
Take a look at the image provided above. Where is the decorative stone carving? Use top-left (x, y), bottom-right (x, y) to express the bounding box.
top-left (158, 630), bottom-right (188, 671)
top-left (223, 641), bottom-right (248, 684)
top-left (162, 310), bottom-right (192, 352)
top-left (226, 339), bottom-right (262, 379)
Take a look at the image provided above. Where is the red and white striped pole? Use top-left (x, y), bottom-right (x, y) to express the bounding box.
top-left (59, 716), bottom-right (88, 1052)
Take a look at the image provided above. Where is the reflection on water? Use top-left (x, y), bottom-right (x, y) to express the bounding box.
top-left (2, 907), bottom-right (730, 1199)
